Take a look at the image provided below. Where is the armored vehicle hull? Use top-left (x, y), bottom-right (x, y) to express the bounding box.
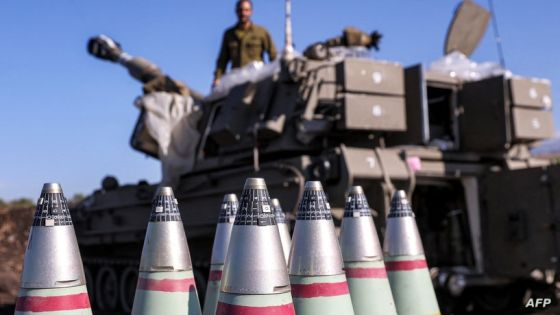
top-left (73, 143), bottom-right (560, 314)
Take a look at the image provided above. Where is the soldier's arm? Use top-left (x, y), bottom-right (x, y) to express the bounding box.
top-left (265, 30), bottom-right (278, 61)
top-left (214, 31), bottom-right (231, 81)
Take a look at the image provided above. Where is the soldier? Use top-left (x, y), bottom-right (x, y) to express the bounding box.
top-left (212, 0), bottom-right (278, 87)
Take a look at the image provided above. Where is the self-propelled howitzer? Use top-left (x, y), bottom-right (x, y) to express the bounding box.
top-left (75, 3), bottom-right (559, 313)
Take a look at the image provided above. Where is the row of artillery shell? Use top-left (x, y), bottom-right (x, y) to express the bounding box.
top-left (206, 179), bottom-right (440, 315)
top-left (14, 180), bottom-right (439, 315)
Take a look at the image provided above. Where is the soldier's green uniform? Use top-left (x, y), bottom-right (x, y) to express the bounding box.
top-left (214, 23), bottom-right (277, 80)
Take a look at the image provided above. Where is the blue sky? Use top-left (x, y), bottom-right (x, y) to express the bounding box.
top-left (0, 0), bottom-right (559, 200)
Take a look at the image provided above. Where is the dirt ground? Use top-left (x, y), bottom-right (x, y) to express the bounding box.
top-left (0, 206), bottom-right (34, 306)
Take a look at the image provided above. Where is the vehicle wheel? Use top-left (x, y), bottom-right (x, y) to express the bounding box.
top-left (119, 266), bottom-right (138, 313)
top-left (83, 265), bottom-right (95, 307)
top-left (95, 265), bottom-right (119, 311)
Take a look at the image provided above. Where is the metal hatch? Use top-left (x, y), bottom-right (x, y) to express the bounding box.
top-left (481, 165), bottom-right (560, 277)
top-left (444, 0), bottom-right (491, 57)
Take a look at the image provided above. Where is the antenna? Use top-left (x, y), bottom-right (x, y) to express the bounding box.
top-left (283, 0), bottom-right (294, 60)
top-left (487, 0), bottom-right (506, 68)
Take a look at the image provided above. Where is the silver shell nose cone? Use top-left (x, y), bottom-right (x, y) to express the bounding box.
top-left (304, 181), bottom-right (323, 190)
top-left (388, 190), bottom-right (414, 218)
top-left (221, 180), bottom-right (290, 294)
top-left (210, 223), bottom-right (234, 265)
top-left (41, 183), bottom-right (62, 194)
top-left (34, 183), bottom-right (72, 227)
top-left (210, 194), bottom-right (239, 265)
top-left (22, 184), bottom-right (85, 288)
top-left (218, 193), bottom-right (239, 223)
top-left (340, 188), bottom-right (383, 262)
top-left (140, 194), bottom-right (192, 272)
top-left (234, 178), bottom-right (275, 226)
top-left (157, 186), bottom-right (175, 197)
top-left (289, 220), bottom-right (344, 276)
top-left (344, 186), bottom-right (371, 218)
top-left (223, 193), bottom-right (238, 203)
top-left (221, 225), bottom-right (290, 294)
top-left (348, 185), bottom-right (364, 195)
top-left (289, 181), bottom-right (344, 275)
top-left (340, 217), bottom-right (383, 262)
top-left (296, 181), bottom-right (332, 221)
top-left (383, 190), bottom-right (424, 256)
top-left (139, 221), bottom-right (193, 271)
top-left (244, 177), bottom-right (267, 190)
top-left (150, 187), bottom-right (182, 222)
top-left (271, 198), bottom-right (287, 224)
top-left (271, 198), bottom-right (291, 263)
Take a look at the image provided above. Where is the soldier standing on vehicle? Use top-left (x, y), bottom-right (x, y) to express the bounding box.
top-left (212, 0), bottom-right (278, 87)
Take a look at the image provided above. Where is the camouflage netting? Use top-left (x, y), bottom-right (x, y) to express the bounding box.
top-left (0, 207), bottom-right (34, 305)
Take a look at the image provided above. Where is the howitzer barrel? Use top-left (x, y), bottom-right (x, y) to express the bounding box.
top-left (87, 34), bottom-right (203, 100)
top-left (87, 35), bottom-right (163, 83)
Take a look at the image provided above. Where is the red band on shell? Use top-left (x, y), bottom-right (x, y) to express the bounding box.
top-left (345, 267), bottom-right (387, 279)
top-left (209, 270), bottom-right (223, 281)
top-left (385, 259), bottom-right (428, 271)
top-left (291, 281), bottom-right (350, 298)
top-left (216, 302), bottom-right (295, 315)
top-left (15, 293), bottom-right (91, 312)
